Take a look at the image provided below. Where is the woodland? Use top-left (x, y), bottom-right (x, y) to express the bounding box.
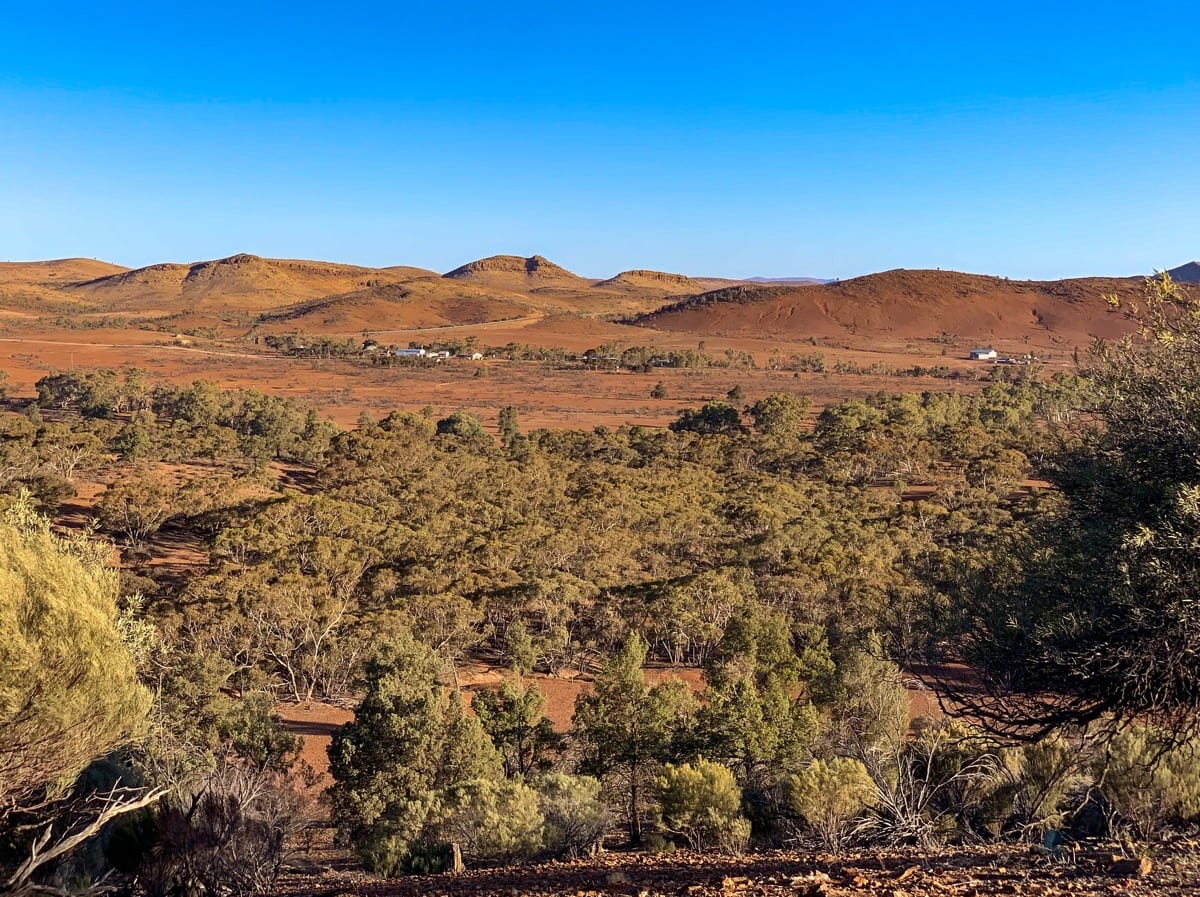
top-left (4, 276), bottom-right (1200, 896)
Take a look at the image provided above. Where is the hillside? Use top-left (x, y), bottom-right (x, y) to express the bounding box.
top-left (443, 254), bottom-right (590, 292)
top-left (1, 255), bottom-right (1189, 353)
top-left (1168, 261), bottom-right (1200, 284)
top-left (632, 268), bottom-right (1143, 347)
top-left (0, 258), bottom-right (131, 312)
top-left (593, 269), bottom-right (706, 296)
top-left (65, 254), bottom-right (416, 311)
top-left (0, 257), bottom-right (129, 283)
top-left (255, 280), bottom-right (536, 333)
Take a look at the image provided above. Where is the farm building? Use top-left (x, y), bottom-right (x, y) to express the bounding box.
top-left (969, 348), bottom-right (998, 361)
top-left (393, 347), bottom-right (426, 358)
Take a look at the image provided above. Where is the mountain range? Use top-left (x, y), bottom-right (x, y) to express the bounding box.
top-left (0, 253), bottom-right (1195, 349)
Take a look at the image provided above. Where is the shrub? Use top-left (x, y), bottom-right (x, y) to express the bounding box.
top-left (438, 778), bottom-right (544, 865)
top-left (327, 634), bottom-right (502, 876)
top-left (669, 402), bottom-right (744, 436)
top-left (1000, 732), bottom-right (1087, 836)
top-left (435, 411), bottom-right (487, 440)
top-left (658, 759), bottom-right (750, 853)
top-left (854, 720), bottom-right (1004, 847)
top-left (137, 763), bottom-right (312, 897)
top-left (535, 773), bottom-right (611, 858)
top-left (782, 757), bottom-right (874, 848)
top-left (0, 498), bottom-right (150, 811)
top-left (1094, 726), bottom-right (1200, 839)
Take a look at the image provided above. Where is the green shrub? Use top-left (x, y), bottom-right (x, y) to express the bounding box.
top-left (1095, 726), bottom-right (1200, 839)
top-left (782, 757), bottom-right (874, 848)
top-left (535, 773), bottom-right (611, 858)
top-left (658, 759), bottom-right (750, 853)
top-left (327, 634), bottom-right (502, 876)
top-left (402, 841), bottom-right (460, 875)
top-left (814, 638), bottom-right (908, 755)
top-left (438, 778), bottom-right (544, 864)
top-left (1001, 732), bottom-right (1087, 835)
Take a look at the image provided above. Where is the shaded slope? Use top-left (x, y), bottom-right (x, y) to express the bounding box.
top-left (1167, 261), bottom-right (1200, 284)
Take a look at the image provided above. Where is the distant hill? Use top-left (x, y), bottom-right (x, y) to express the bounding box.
top-left (66, 253), bottom-right (416, 310)
top-left (0, 255), bottom-right (1168, 347)
top-left (256, 280), bottom-right (534, 333)
top-left (0, 258), bottom-right (129, 283)
top-left (1167, 261), bottom-right (1200, 284)
top-left (744, 276), bottom-right (831, 285)
top-left (631, 268), bottom-right (1143, 345)
top-left (443, 255), bottom-right (588, 290)
top-left (593, 269), bottom-right (705, 296)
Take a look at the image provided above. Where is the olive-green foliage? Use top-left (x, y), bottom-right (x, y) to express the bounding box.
top-left (498, 406), bottom-right (520, 447)
top-left (97, 472), bottom-right (178, 549)
top-left (0, 498), bottom-right (150, 810)
top-left (1094, 725), bottom-right (1200, 838)
top-left (948, 275), bottom-right (1200, 735)
top-left (438, 778), bottom-right (544, 864)
top-left (700, 605), bottom-right (826, 786)
top-left (573, 633), bottom-right (696, 843)
top-left (670, 401), bottom-right (744, 436)
top-left (816, 639), bottom-right (909, 755)
top-left (1000, 732), bottom-right (1087, 835)
top-left (782, 757), bottom-right (875, 848)
top-left (472, 679), bottom-right (562, 778)
top-left (327, 632), bottom-right (502, 876)
top-left (135, 366), bottom-right (1057, 708)
top-left (748, 393), bottom-right (811, 437)
top-left (658, 759), bottom-right (751, 853)
top-left (534, 773), bottom-right (611, 858)
top-left (436, 411), bottom-right (487, 441)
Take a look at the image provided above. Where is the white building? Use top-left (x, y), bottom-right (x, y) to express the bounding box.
top-left (969, 348), bottom-right (998, 361)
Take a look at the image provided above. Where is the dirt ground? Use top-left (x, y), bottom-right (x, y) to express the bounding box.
top-left (0, 320), bottom-right (1017, 430)
top-left (273, 841), bottom-right (1198, 897)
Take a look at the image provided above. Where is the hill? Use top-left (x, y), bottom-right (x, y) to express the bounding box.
top-left (65, 254), bottom-right (416, 311)
top-left (593, 269), bottom-right (705, 295)
top-left (631, 268), bottom-right (1143, 347)
top-left (0, 258), bottom-right (129, 283)
top-left (1167, 261), bottom-right (1200, 284)
top-left (256, 280), bottom-right (536, 333)
top-left (0, 258), bottom-right (132, 312)
top-left (443, 255), bottom-right (589, 292)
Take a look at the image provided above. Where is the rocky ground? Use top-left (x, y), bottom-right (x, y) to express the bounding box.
top-left (274, 839), bottom-right (1200, 897)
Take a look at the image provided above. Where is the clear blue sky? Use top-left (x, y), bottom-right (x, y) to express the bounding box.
top-left (2, 1), bottom-right (1197, 279)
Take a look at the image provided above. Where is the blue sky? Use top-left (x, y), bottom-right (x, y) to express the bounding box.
top-left (1, 1), bottom-right (1197, 279)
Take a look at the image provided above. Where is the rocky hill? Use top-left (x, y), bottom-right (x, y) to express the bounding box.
top-left (632, 268), bottom-right (1143, 346)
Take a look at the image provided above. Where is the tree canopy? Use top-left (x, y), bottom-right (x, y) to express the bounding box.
top-left (944, 274), bottom-right (1200, 738)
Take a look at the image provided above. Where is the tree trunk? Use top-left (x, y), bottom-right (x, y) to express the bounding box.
top-left (629, 771), bottom-right (642, 845)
